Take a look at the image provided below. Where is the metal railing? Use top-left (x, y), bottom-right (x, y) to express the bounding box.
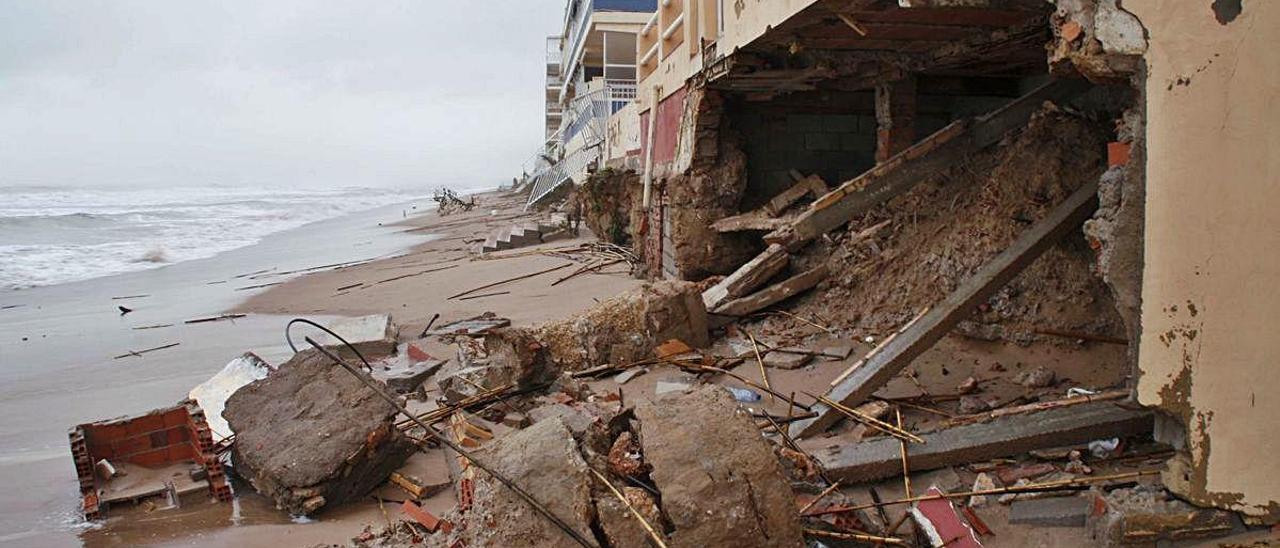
top-left (524, 80), bottom-right (637, 208)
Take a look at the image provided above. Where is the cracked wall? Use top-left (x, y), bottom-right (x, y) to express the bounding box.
top-left (1129, 0), bottom-right (1280, 522)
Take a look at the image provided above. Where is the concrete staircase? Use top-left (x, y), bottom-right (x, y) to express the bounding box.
top-left (481, 215), bottom-right (567, 253)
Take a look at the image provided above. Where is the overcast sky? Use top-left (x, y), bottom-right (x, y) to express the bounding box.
top-left (0, 1), bottom-right (564, 189)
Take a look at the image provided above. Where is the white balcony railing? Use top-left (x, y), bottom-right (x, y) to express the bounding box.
top-left (525, 81), bottom-right (637, 208)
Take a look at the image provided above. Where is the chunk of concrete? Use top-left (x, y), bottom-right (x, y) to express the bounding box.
top-left (373, 358), bottom-right (446, 394)
top-left (189, 352), bottom-right (273, 441)
top-left (1087, 484), bottom-right (1238, 546)
top-left (536, 281), bottom-right (710, 371)
top-left (1009, 496), bottom-right (1091, 527)
top-left (314, 314), bottom-right (397, 359)
top-left (223, 349), bottom-right (415, 515)
top-left (635, 386), bottom-right (803, 547)
top-left (440, 418), bottom-right (596, 547)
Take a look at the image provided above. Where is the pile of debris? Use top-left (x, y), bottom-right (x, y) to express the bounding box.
top-left (433, 187), bottom-right (477, 216)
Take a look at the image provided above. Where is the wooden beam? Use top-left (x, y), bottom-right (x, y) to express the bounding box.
top-left (702, 244), bottom-right (790, 311)
top-left (766, 174), bottom-right (828, 216)
top-left (777, 78), bottom-right (1091, 247)
top-left (711, 214), bottom-right (791, 233)
top-left (712, 265), bottom-right (828, 317)
top-left (791, 180), bottom-right (1100, 438)
top-left (817, 402), bottom-right (1151, 483)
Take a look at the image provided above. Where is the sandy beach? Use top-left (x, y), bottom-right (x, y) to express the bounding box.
top-left (0, 189), bottom-right (643, 547)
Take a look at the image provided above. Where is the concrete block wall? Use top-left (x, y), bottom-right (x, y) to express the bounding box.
top-left (736, 108), bottom-right (878, 211)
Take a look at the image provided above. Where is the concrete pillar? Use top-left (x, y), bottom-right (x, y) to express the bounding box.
top-left (875, 76), bottom-right (918, 163)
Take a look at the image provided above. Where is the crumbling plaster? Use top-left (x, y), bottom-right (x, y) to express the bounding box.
top-left (1130, 0), bottom-right (1280, 521)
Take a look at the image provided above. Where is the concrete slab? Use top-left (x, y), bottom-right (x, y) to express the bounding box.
top-left (314, 314), bottom-right (397, 358)
top-left (1010, 496), bottom-right (1091, 527)
top-left (188, 352), bottom-right (273, 440)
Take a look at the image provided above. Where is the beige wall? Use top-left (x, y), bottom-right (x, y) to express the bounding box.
top-left (1131, 0), bottom-right (1280, 520)
top-left (636, 0), bottom-right (820, 109)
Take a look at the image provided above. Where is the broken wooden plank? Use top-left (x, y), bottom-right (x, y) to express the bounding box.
top-left (702, 244), bottom-right (789, 310)
top-left (710, 213), bottom-right (791, 233)
top-left (815, 402), bottom-right (1151, 484)
top-left (712, 264), bottom-right (827, 317)
top-left (765, 174), bottom-right (827, 217)
top-left (792, 180), bottom-right (1099, 438)
top-left (775, 78), bottom-right (1092, 248)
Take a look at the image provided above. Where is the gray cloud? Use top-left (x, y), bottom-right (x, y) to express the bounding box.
top-left (0, 1), bottom-right (563, 189)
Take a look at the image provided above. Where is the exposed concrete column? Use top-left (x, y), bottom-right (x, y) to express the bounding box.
top-left (874, 76), bottom-right (918, 163)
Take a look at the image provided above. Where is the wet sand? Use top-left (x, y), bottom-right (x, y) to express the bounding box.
top-left (0, 189), bottom-right (642, 547)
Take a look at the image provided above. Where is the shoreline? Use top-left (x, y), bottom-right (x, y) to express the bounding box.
top-left (0, 187), bottom-right (646, 547)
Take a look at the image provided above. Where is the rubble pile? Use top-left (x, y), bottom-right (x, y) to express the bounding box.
top-left (223, 349), bottom-right (416, 515)
top-left (793, 108), bottom-right (1124, 343)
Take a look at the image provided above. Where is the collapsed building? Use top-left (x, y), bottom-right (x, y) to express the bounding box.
top-left (537, 0), bottom-right (1279, 529)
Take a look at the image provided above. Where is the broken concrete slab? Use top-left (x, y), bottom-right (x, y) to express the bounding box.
top-left (816, 402), bottom-right (1151, 484)
top-left (764, 174), bottom-right (827, 217)
top-left (596, 486), bottom-right (662, 548)
top-left (635, 386), bottom-right (803, 547)
top-left (223, 349), bottom-right (415, 515)
top-left (372, 357), bottom-right (446, 394)
top-left (1009, 496), bottom-right (1091, 527)
top-left (537, 280), bottom-right (710, 371)
top-left (762, 349), bottom-right (812, 370)
top-left (424, 313), bottom-right (511, 337)
top-left (794, 180), bottom-right (1101, 438)
top-left (314, 314), bottom-right (398, 359)
top-left (188, 352), bottom-right (274, 441)
top-left (1087, 484), bottom-right (1239, 546)
top-left (440, 417), bottom-right (596, 547)
top-left (710, 212), bottom-right (791, 233)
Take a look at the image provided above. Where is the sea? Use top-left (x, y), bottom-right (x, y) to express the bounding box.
top-left (0, 185), bottom-right (430, 290)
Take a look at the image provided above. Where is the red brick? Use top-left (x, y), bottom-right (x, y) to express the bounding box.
top-left (1108, 142), bottom-right (1131, 167)
top-left (402, 501), bottom-right (452, 533)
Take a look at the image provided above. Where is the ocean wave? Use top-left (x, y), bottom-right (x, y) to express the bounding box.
top-left (0, 185), bottom-right (440, 289)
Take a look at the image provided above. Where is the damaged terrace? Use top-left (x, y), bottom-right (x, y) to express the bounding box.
top-left (72, 0), bottom-right (1278, 546)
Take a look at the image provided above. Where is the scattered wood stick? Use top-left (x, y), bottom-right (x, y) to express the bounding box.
top-left (184, 313), bottom-right (247, 325)
top-left (689, 365), bottom-right (813, 412)
top-left (551, 259), bottom-right (624, 286)
top-left (753, 309), bottom-right (836, 334)
top-left (234, 281), bottom-right (283, 291)
top-left (389, 472), bottom-right (428, 499)
top-left (375, 264), bottom-right (459, 285)
top-left (805, 392), bottom-right (925, 444)
top-left (131, 324), bottom-right (173, 330)
top-left (589, 468), bottom-right (669, 548)
top-left (113, 342), bottom-right (180, 360)
top-left (448, 263), bottom-right (572, 300)
top-left (804, 528), bottom-right (907, 546)
top-left (458, 291), bottom-right (511, 301)
top-left (897, 407), bottom-right (911, 498)
top-left (746, 332), bottom-right (774, 404)
top-left (798, 481), bottom-right (843, 515)
top-left (336, 282), bottom-right (363, 292)
top-left (111, 294), bottom-right (150, 300)
top-left (945, 389), bottom-right (1128, 426)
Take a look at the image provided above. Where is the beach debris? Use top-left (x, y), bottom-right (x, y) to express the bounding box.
top-left (910, 486), bottom-right (984, 547)
top-left (1014, 366), bottom-right (1056, 388)
top-left (111, 294), bottom-right (150, 300)
top-left (1087, 484), bottom-right (1237, 546)
top-left (655, 377), bottom-right (694, 396)
top-left (183, 313), bottom-right (247, 325)
top-left (1009, 495), bottom-right (1091, 527)
top-left (794, 181), bottom-right (1101, 438)
top-left (372, 356), bottom-right (447, 394)
top-left (69, 400), bottom-right (232, 520)
top-left (536, 280), bottom-right (710, 371)
top-left (436, 418), bottom-right (598, 546)
top-left (727, 387), bottom-right (762, 402)
top-left (188, 352), bottom-right (274, 440)
top-left (117, 305), bottom-right (133, 316)
top-left (233, 281), bottom-right (284, 291)
top-left (424, 312), bottom-right (511, 337)
top-left (310, 314), bottom-right (398, 359)
top-left (1088, 437), bottom-right (1121, 459)
top-left (432, 187), bottom-right (476, 215)
top-left (817, 402), bottom-right (1151, 484)
top-left (969, 473), bottom-right (1000, 508)
top-left (634, 386), bottom-right (803, 547)
top-left (613, 367), bottom-right (647, 385)
top-left (112, 342), bottom-right (180, 360)
top-left (401, 500), bottom-right (453, 534)
top-left (131, 323), bottom-right (173, 330)
top-left (448, 262), bottom-right (573, 300)
top-left (457, 290), bottom-right (510, 301)
top-left (222, 349), bottom-right (417, 515)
